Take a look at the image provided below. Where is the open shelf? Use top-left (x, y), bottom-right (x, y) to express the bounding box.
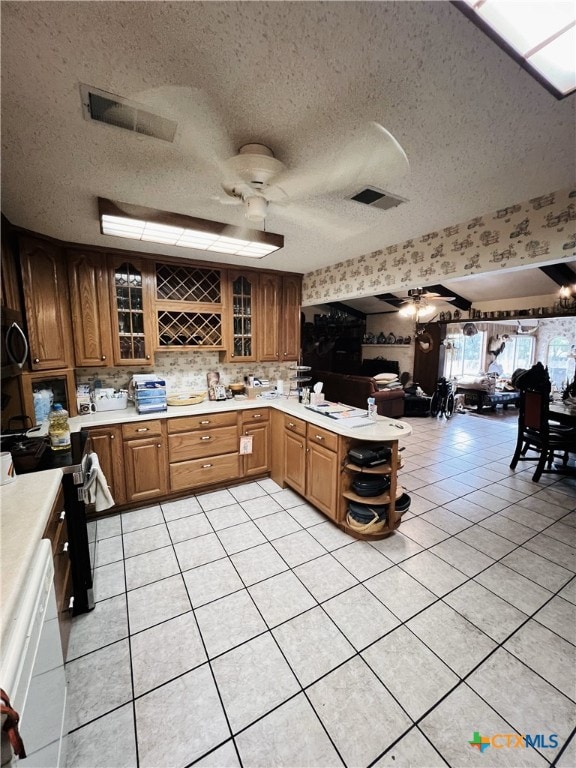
top-left (342, 485), bottom-right (405, 505)
top-left (344, 461), bottom-right (404, 475)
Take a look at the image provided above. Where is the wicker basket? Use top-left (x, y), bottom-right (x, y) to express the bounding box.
top-left (167, 393), bottom-right (206, 406)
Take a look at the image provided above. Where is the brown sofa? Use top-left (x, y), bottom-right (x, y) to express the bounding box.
top-left (312, 371), bottom-right (405, 418)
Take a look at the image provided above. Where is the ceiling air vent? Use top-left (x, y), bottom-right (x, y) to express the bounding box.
top-left (348, 187), bottom-right (407, 211)
top-left (80, 84), bottom-right (177, 143)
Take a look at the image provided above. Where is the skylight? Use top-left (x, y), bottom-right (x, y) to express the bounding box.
top-left (458, 0), bottom-right (576, 98)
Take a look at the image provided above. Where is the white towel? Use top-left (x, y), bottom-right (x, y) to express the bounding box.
top-left (83, 451), bottom-right (115, 512)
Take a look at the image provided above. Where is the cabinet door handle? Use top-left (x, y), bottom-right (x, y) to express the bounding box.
top-left (101, 355), bottom-right (106, 361)
top-left (202, 463), bottom-right (213, 469)
top-left (63, 541), bottom-right (69, 553)
top-left (200, 435), bottom-right (212, 441)
top-left (288, 422), bottom-right (295, 427)
top-left (68, 596), bottom-right (75, 610)
top-left (146, 355), bottom-right (151, 360)
top-left (314, 434), bottom-right (324, 441)
top-left (252, 414), bottom-right (262, 419)
top-left (157, 444), bottom-right (161, 448)
top-left (136, 427), bottom-right (149, 432)
top-left (200, 420), bottom-right (210, 425)
top-left (59, 510), bottom-right (66, 521)
top-left (110, 434), bottom-right (115, 439)
top-left (33, 357), bottom-right (40, 364)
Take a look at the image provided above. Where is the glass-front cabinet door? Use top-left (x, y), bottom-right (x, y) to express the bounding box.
top-left (109, 256), bottom-right (154, 365)
top-left (223, 271), bottom-right (257, 362)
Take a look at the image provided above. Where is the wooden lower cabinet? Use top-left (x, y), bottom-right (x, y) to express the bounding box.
top-left (284, 429), bottom-right (307, 495)
top-left (168, 412), bottom-right (241, 493)
top-left (88, 425), bottom-right (126, 508)
top-left (306, 440), bottom-right (339, 519)
top-left (241, 409), bottom-right (270, 477)
top-left (124, 435), bottom-right (168, 503)
top-left (43, 487), bottom-right (72, 659)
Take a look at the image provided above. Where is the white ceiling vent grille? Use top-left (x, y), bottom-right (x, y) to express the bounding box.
top-left (80, 84), bottom-right (177, 143)
top-left (348, 187), bottom-right (408, 211)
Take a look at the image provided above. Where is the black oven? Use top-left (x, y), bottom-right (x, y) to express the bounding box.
top-left (61, 430), bottom-right (95, 615)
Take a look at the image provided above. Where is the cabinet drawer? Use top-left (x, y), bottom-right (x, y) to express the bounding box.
top-left (284, 414), bottom-right (306, 436)
top-left (122, 420), bottom-right (163, 439)
top-left (168, 426), bottom-right (238, 462)
top-left (241, 408), bottom-right (270, 424)
top-left (307, 424), bottom-right (338, 452)
top-left (167, 411), bottom-right (237, 433)
top-left (170, 452), bottom-right (241, 492)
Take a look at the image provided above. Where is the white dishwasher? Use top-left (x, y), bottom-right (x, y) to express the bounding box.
top-left (1, 539), bottom-right (67, 768)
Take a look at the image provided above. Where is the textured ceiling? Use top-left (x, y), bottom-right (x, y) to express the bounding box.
top-left (1, 1), bottom-right (575, 282)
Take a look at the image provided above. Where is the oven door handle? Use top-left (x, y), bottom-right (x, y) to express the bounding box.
top-left (5, 322), bottom-right (28, 368)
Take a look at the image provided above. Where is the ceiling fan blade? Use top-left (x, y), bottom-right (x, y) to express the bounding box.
top-left (269, 122), bottom-right (409, 201)
top-left (270, 200), bottom-right (365, 240)
top-left (130, 85), bottom-right (236, 175)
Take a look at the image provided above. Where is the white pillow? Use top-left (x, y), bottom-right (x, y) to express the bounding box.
top-left (373, 373), bottom-right (398, 382)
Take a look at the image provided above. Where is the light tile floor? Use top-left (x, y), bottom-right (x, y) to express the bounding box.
top-left (66, 411), bottom-right (576, 768)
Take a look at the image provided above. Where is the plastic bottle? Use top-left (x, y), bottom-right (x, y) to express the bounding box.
top-left (367, 396), bottom-right (377, 420)
top-left (48, 403), bottom-right (71, 452)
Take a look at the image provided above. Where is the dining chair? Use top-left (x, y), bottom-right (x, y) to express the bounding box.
top-left (510, 387), bottom-right (576, 482)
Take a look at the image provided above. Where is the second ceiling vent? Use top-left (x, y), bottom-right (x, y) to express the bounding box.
top-left (348, 186), bottom-right (408, 211)
top-left (80, 84), bottom-right (177, 143)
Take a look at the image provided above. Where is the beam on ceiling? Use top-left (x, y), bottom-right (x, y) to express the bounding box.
top-left (375, 292), bottom-right (404, 307)
top-left (424, 284), bottom-right (472, 311)
top-left (539, 263), bottom-right (576, 288)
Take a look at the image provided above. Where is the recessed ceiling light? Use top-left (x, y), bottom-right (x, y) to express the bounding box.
top-left (98, 198), bottom-right (283, 258)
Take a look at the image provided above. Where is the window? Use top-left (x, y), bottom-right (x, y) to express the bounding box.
top-left (547, 336), bottom-right (576, 390)
top-left (497, 335), bottom-right (535, 376)
top-left (444, 331), bottom-right (486, 378)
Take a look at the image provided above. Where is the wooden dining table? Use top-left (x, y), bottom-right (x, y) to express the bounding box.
top-left (549, 401), bottom-right (576, 475)
top-left (549, 401), bottom-right (576, 428)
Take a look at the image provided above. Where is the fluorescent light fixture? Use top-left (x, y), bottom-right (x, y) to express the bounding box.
top-left (98, 198), bottom-right (284, 258)
top-left (456, 0), bottom-right (576, 98)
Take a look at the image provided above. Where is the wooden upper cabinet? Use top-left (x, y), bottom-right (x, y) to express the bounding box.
top-left (19, 235), bottom-right (74, 370)
top-left (258, 272), bottom-right (301, 362)
top-left (108, 255), bottom-right (155, 366)
top-left (281, 274), bottom-right (302, 361)
top-left (67, 250), bottom-right (113, 367)
top-left (1, 226), bottom-right (21, 312)
top-left (258, 273), bottom-right (281, 361)
top-left (222, 270), bottom-right (258, 363)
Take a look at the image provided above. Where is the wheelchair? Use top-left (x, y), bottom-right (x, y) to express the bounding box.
top-left (430, 377), bottom-right (455, 419)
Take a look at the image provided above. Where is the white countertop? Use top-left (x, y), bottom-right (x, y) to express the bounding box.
top-left (0, 398), bottom-right (411, 646)
top-left (0, 469), bottom-right (63, 645)
top-left (70, 397), bottom-right (413, 442)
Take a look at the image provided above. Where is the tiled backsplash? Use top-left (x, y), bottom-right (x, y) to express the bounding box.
top-left (76, 352), bottom-right (295, 393)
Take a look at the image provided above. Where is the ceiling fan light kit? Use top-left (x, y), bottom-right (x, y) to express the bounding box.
top-left (98, 198), bottom-right (283, 258)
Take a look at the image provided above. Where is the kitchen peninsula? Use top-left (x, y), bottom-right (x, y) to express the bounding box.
top-left (67, 396), bottom-right (411, 539)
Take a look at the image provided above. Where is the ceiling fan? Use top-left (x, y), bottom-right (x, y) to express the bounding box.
top-left (216, 125), bottom-right (409, 225)
top-left (398, 288), bottom-right (455, 321)
top-left (103, 85), bottom-right (410, 230)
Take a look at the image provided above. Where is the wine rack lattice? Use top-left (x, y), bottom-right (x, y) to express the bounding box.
top-left (158, 311), bottom-right (222, 347)
top-left (156, 265), bottom-right (221, 303)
